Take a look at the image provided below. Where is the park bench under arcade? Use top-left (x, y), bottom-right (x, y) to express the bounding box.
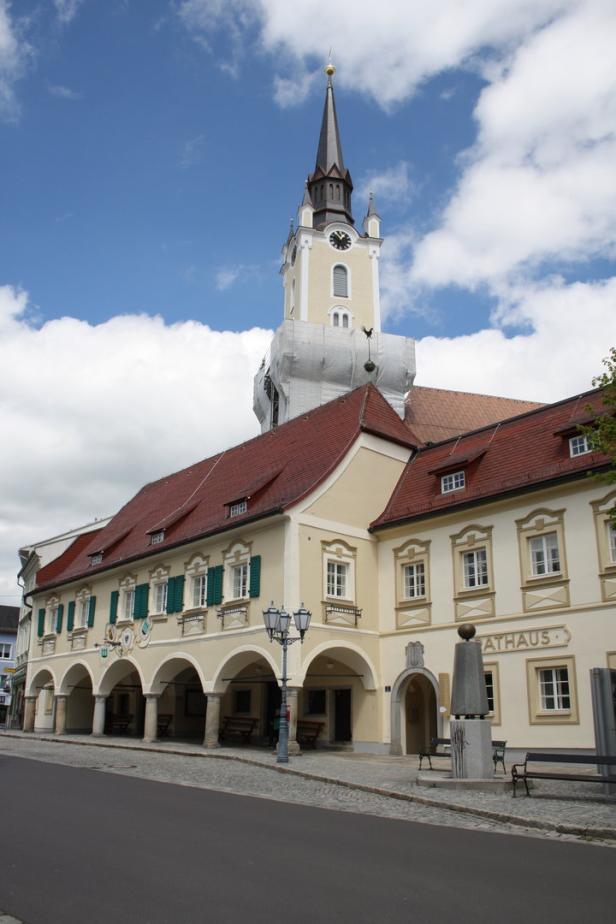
top-left (511, 752), bottom-right (616, 797)
top-left (296, 719), bottom-right (325, 749)
top-left (219, 716), bottom-right (258, 743)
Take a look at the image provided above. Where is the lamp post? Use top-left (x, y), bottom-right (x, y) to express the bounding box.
top-left (263, 601), bottom-right (311, 764)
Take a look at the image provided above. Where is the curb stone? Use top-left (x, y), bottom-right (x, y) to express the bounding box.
top-left (3, 731), bottom-right (615, 844)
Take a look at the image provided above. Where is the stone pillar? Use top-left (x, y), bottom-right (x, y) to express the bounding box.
top-left (23, 695), bottom-right (36, 733)
top-left (204, 693), bottom-right (221, 749)
top-left (143, 694), bottom-right (159, 743)
top-left (54, 695), bottom-right (68, 735)
top-left (91, 695), bottom-right (106, 737)
top-left (287, 687), bottom-right (301, 756)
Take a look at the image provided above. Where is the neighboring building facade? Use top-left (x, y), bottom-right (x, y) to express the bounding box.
top-left (0, 606), bottom-right (18, 727)
top-left (20, 68), bottom-right (614, 754)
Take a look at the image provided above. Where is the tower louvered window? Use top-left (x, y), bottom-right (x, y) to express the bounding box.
top-left (333, 265), bottom-right (348, 298)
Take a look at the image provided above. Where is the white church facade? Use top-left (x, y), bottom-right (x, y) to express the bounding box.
top-left (21, 68), bottom-right (615, 755)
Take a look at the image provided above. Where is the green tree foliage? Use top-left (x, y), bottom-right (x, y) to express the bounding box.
top-left (584, 347), bottom-right (616, 491)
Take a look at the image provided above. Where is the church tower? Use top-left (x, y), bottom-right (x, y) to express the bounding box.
top-left (254, 64), bottom-right (415, 431)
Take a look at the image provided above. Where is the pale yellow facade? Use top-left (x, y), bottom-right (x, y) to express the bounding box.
top-left (25, 429), bottom-right (615, 755)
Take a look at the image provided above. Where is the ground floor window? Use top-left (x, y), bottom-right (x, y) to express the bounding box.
top-left (538, 666), bottom-right (570, 711)
top-left (234, 689), bottom-right (251, 714)
top-left (304, 689), bottom-right (326, 716)
top-left (526, 656), bottom-right (578, 724)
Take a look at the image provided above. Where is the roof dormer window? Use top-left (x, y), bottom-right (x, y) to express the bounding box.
top-left (441, 471), bottom-right (465, 494)
top-left (569, 434), bottom-right (591, 457)
top-left (229, 500), bottom-right (248, 518)
top-left (90, 553), bottom-right (103, 566)
top-left (150, 530), bottom-right (165, 546)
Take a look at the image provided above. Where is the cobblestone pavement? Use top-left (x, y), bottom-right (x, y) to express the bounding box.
top-left (1, 732), bottom-right (614, 846)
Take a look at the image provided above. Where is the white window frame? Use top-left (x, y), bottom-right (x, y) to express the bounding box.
top-left (441, 471), bottom-right (465, 494)
top-left (403, 562), bottom-right (426, 599)
top-left (90, 553), bottom-right (103, 566)
top-left (232, 562), bottom-right (249, 600)
top-left (608, 522), bottom-right (616, 564)
top-left (123, 588), bottom-right (135, 621)
top-left (569, 434), bottom-right (591, 457)
top-left (193, 572), bottom-right (208, 608)
top-left (484, 670), bottom-right (495, 714)
top-left (47, 602), bottom-right (59, 635)
top-left (150, 531), bottom-right (165, 546)
top-left (330, 307), bottom-right (352, 329)
top-left (76, 592), bottom-right (90, 629)
top-left (462, 548), bottom-right (488, 589)
top-left (153, 580), bottom-right (168, 615)
top-left (529, 532), bottom-right (561, 577)
top-left (538, 666), bottom-right (571, 712)
top-left (0, 643), bottom-right (11, 660)
top-left (229, 500), bottom-right (247, 518)
top-left (327, 560), bottom-right (349, 599)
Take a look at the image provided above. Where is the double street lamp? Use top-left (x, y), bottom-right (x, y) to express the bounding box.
top-left (262, 601), bottom-right (311, 764)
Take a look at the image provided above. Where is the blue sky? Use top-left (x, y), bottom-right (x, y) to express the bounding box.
top-left (1, 0), bottom-right (615, 602)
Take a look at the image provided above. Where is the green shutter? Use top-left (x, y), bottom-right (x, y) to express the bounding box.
top-left (88, 595), bottom-right (96, 628)
top-left (166, 576), bottom-right (178, 614)
top-left (67, 601), bottom-right (75, 632)
top-left (37, 608), bottom-right (45, 637)
top-left (207, 566), bottom-right (223, 606)
top-left (249, 556), bottom-right (261, 599)
top-left (109, 590), bottom-right (119, 624)
top-left (56, 603), bottom-right (64, 633)
top-left (135, 583), bottom-right (149, 619)
top-left (171, 575), bottom-right (185, 613)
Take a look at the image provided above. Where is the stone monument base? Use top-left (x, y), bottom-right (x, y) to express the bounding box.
top-left (416, 773), bottom-right (512, 792)
top-left (450, 718), bottom-right (493, 779)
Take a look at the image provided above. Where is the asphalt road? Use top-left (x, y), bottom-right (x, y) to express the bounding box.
top-left (1, 754), bottom-right (612, 924)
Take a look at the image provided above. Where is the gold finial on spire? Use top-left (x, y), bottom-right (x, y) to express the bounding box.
top-left (325, 48), bottom-right (335, 77)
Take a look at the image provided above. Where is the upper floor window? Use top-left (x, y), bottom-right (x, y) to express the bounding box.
top-left (232, 562), bottom-right (249, 599)
top-left (332, 264), bottom-right (348, 298)
top-left (90, 553), bottom-right (103, 566)
top-left (150, 531), bottom-right (165, 546)
top-left (193, 572), bottom-right (208, 608)
top-left (47, 602), bottom-right (59, 635)
top-left (441, 471), bottom-right (465, 494)
top-left (123, 587), bottom-right (135, 620)
top-left (529, 532), bottom-right (560, 576)
top-left (403, 562), bottom-right (425, 599)
top-left (154, 580), bottom-right (168, 614)
top-left (0, 643), bottom-right (11, 660)
top-left (331, 308), bottom-right (351, 329)
top-left (77, 593), bottom-right (91, 628)
top-left (462, 549), bottom-right (489, 588)
top-left (229, 500), bottom-right (247, 518)
top-left (569, 434), bottom-right (591, 457)
top-left (609, 522), bottom-right (616, 563)
top-left (327, 560), bottom-right (348, 598)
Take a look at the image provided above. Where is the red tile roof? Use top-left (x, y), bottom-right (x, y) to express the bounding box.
top-left (372, 389), bottom-right (610, 529)
top-left (36, 384), bottom-right (416, 593)
top-left (405, 386), bottom-right (543, 444)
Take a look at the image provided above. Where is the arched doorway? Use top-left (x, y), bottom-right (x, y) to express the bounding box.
top-left (390, 667), bottom-right (441, 756)
top-left (300, 644), bottom-right (378, 749)
top-left (98, 658), bottom-right (145, 737)
top-left (404, 674), bottom-right (437, 754)
top-left (60, 663), bottom-right (94, 734)
top-left (150, 657), bottom-right (207, 742)
top-left (28, 668), bottom-right (56, 733)
top-left (212, 647), bottom-right (279, 746)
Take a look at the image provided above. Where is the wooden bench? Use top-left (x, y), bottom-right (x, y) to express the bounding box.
top-left (511, 752), bottom-right (616, 797)
top-left (108, 714), bottom-right (133, 735)
top-left (419, 737), bottom-right (508, 773)
top-left (219, 715), bottom-right (258, 744)
top-left (297, 720), bottom-right (325, 749)
top-left (157, 713), bottom-right (173, 738)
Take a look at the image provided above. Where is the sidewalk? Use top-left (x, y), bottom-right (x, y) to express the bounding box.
top-left (3, 731), bottom-right (615, 843)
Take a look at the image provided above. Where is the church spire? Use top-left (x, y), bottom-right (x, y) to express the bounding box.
top-left (307, 63), bottom-right (353, 229)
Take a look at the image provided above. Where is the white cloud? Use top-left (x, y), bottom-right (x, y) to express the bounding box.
top-left (415, 276), bottom-right (616, 402)
top-left (47, 82), bottom-right (82, 100)
top-left (0, 284), bottom-right (271, 604)
top-left (54, 0), bottom-right (85, 25)
top-left (0, 0), bottom-right (31, 121)
top-left (356, 162), bottom-right (413, 209)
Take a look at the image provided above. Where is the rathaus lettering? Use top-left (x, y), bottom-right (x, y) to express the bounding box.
top-left (479, 626), bottom-right (570, 654)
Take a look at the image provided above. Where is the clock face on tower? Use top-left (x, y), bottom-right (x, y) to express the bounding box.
top-left (329, 230), bottom-right (352, 251)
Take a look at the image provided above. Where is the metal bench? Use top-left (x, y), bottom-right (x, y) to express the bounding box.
top-left (157, 713), bottom-right (173, 738)
top-left (511, 752), bottom-right (616, 797)
top-left (419, 736), bottom-right (508, 773)
top-left (297, 719), bottom-right (325, 749)
top-left (219, 715), bottom-right (258, 744)
top-left (108, 714), bottom-right (133, 735)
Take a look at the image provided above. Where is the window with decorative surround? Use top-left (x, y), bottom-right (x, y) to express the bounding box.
top-left (185, 554), bottom-right (209, 609)
top-left (591, 490), bottom-right (616, 602)
top-left (394, 539), bottom-right (431, 629)
top-left (222, 540), bottom-right (252, 603)
top-left (46, 599), bottom-right (60, 635)
top-left (322, 540), bottom-right (356, 603)
top-left (332, 264), bottom-right (349, 298)
top-left (76, 589), bottom-right (91, 628)
top-left (149, 565), bottom-right (170, 615)
top-left (118, 574), bottom-right (137, 622)
top-left (516, 508), bottom-right (569, 612)
top-left (450, 525), bottom-right (495, 621)
top-left (331, 307), bottom-right (351, 329)
top-left (526, 655), bottom-right (578, 725)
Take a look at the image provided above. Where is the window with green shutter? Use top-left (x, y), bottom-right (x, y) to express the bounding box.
top-left (109, 591), bottom-right (119, 624)
top-left (206, 566), bottom-right (223, 606)
top-left (249, 555), bottom-right (261, 598)
top-left (67, 601), bottom-right (75, 632)
top-left (166, 575), bottom-right (185, 614)
top-left (37, 608), bottom-right (45, 638)
top-left (87, 595), bottom-right (96, 628)
top-left (134, 583), bottom-right (149, 619)
top-left (56, 603), bottom-right (64, 633)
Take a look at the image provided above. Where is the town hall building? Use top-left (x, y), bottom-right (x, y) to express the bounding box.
top-left (21, 66), bottom-right (615, 756)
